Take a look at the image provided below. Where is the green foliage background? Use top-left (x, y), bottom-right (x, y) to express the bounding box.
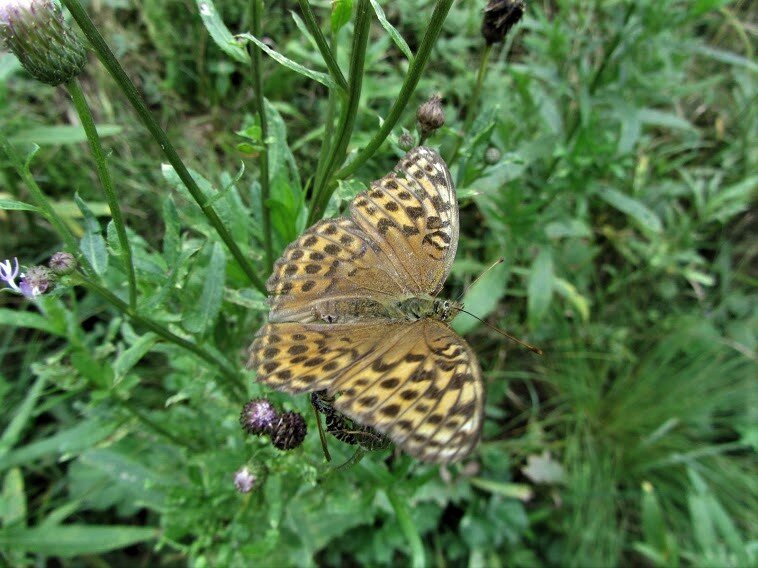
top-left (0, 0), bottom-right (755, 565)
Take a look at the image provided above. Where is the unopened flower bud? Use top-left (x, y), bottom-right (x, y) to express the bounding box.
top-left (0, 0), bottom-right (87, 86)
top-left (233, 467), bottom-right (257, 493)
top-left (18, 265), bottom-right (52, 298)
top-left (398, 132), bottom-right (415, 152)
top-left (48, 251), bottom-right (76, 275)
top-left (270, 411), bottom-right (307, 451)
top-left (481, 0), bottom-right (525, 45)
top-left (240, 398), bottom-right (278, 436)
top-left (416, 94), bottom-right (445, 142)
top-left (484, 146), bottom-right (502, 164)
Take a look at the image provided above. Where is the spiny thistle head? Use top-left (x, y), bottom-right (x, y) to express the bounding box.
top-left (0, 0), bottom-right (87, 86)
top-left (270, 411), bottom-right (307, 451)
top-left (48, 251), bottom-right (76, 275)
top-left (240, 398), bottom-right (278, 436)
top-left (416, 93), bottom-right (445, 141)
top-left (398, 131), bottom-right (415, 152)
top-left (481, 0), bottom-right (525, 45)
top-left (484, 146), bottom-right (502, 165)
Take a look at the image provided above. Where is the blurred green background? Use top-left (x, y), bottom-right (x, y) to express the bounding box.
top-left (0, 0), bottom-right (755, 565)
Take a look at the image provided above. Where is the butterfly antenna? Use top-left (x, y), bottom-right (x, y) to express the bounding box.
top-left (455, 257), bottom-right (505, 302)
top-left (457, 307), bottom-right (544, 355)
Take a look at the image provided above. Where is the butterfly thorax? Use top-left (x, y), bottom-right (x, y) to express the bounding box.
top-left (310, 296), bottom-right (460, 324)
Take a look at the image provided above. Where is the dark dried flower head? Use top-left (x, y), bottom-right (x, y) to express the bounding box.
top-left (240, 397), bottom-right (278, 436)
top-left (270, 411), bottom-right (307, 451)
top-left (0, 0), bottom-right (87, 85)
top-left (416, 94), bottom-right (445, 141)
top-left (48, 251), bottom-right (76, 275)
top-left (233, 466), bottom-right (257, 493)
top-left (481, 0), bottom-right (525, 45)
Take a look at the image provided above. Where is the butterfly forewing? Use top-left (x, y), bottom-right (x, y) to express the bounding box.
top-left (350, 146), bottom-right (459, 295)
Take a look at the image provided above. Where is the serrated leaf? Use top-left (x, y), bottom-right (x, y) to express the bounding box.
top-left (183, 242), bottom-right (226, 334)
top-left (370, 0), bottom-right (413, 61)
top-left (527, 248), bottom-right (554, 327)
top-left (331, 0), bottom-right (353, 34)
top-left (74, 194), bottom-right (108, 275)
top-left (196, 0), bottom-right (249, 63)
top-left (596, 186), bottom-right (663, 233)
top-left (237, 33), bottom-right (338, 90)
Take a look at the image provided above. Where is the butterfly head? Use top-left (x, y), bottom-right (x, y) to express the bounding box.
top-left (432, 298), bottom-right (463, 323)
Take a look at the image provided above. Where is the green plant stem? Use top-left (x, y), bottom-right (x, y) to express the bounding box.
top-left (313, 34), bottom-right (341, 191)
top-left (73, 273), bottom-right (245, 401)
top-left (387, 488), bottom-right (425, 568)
top-left (250, 0), bottom-right (273, 273)
top-left (0, 134), bottom-right (94, 276)
top-left (60, 0), bottom-right (266, 294)
top-left (308, 0), bottom-right (371, 225)
top-left (116, 396), bottom-right (198, 450)
top-left (328, 0), bottom-right (455, 183)
top-left (449, 43), bottom-right (492, 162)
top-left (65, 79), bottom-right (138, 309)
top-left (297, 0), bottom-right (348, 93)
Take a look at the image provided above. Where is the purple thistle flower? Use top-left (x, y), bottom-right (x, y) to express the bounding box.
top-left (0, 257), bottom-right (22, 294)
top-left (233, 467), bottom-right (257, 493)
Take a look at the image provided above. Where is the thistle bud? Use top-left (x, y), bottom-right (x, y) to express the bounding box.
top-left (398, 132), bottom-right (415, 152)
top-left (484, 146), bottom-right (502, 165)
top-left (270, 411), bottom-right (307, 451)
top-left (48, 251), bottom-right (76, 275)
top-left (416, 94), bottom-right (445, 142)
top-left (240, 398), bottom-right (278, 436)
top-left (233, 467), bottom-right (257, 493)
top-left (481, 0), bottom-right (525, 45)
top-left (0, 0), bottom-right (87, 86)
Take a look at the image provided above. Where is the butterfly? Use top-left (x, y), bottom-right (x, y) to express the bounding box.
top-left (247, 146), bottom-right (483, 463)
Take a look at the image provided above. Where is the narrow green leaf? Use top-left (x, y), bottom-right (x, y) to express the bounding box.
top-left (386, 489), bottom-right (425, 568)
top-left (554, 277), bottom-right (590, 322)
top-left (237, 33), bottom-right (338, 90)
top-left (596, 186), bottom-right (663, 233)
top-left (1, 469), bottom-right (26, 526)
top-left (693, 45), bottom-right (758, 73)
top-left (0, 374), bottom-right (48, 457)
top-left (74, 194), bottom-right (109, 275)
top-left (638, 108), bottom-right (695, 131)
top-left (469, 477), bottom-right (534, 501)
top-left (331, 0), bottom-right (353, 34)
top-left (8, 124), bottom-right (122, 145)
top-left (0, 309), bottom-right (65, 336)
top-left (453, 261), bottom-right (508, 335)
top-left (527, 248), bottom-right (554, 327)
top-left (195, 0), bottom-right (249, 63)
top-left (113, 333), bottom-right (159, 382)
top-left (183, 242), bottom-right (226, 334)
top-left (0, 198), bottom-right (39, 213)
top-left (369, 0), bottom-right (413, 60)
top-left (0, 525), bottom-right (157, 557)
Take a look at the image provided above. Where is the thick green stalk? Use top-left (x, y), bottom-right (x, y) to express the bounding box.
top-left (250, 0), bottom-right (273, 273)
top-left (0, 134), bottom-right (94, 275)
top-left (307, 0), bottom-right (371, 225)
top-left (330, 0), bottom-right (455, 183)
top-left (60, 0), bottom-right (266, 293)
top-left (74, 274), bottom-right (245, 401)
top-left (312, 34), bottom-right (340, 198)
top-left (66, 78), bottom-right (138, 309)
top-left (297, 0), bottom-right (348, 93)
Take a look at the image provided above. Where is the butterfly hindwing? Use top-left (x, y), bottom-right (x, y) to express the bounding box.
top-left (249, 320), bottom-right (483, 464)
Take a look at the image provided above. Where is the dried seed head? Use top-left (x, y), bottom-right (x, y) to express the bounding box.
top-left (0, 0), bottom-right (87, 86)
top-left (481, 0), bottom-right (525, 45)
top-left (240, 398), bottom-right (278, 436)
top-left (18, 265), bottom-right (52, 298)
top-left (416, 94), bottom-right (445, 142)
top-left (48, 251), bottom-right (76, 275)
top-left (270, 411), bottom-right (307, 451)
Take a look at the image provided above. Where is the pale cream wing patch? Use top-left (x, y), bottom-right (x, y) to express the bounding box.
top-left (350, 146), bottom-right (459, 296)
top-left (248, 320), bottom-right (483, 464)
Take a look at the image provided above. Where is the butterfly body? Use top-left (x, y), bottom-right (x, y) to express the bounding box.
top-left (249, 147), bottom-right (484, 463)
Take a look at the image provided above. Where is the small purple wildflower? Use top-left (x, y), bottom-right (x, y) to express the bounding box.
top-left (19, 266), bottom-right (51, 298)
top-left (0, 257), bottom-right (22, 294)
top-left (240, 398), bottom-right (279, 436)
top-left (233, 467), bottom-right (257, 493)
